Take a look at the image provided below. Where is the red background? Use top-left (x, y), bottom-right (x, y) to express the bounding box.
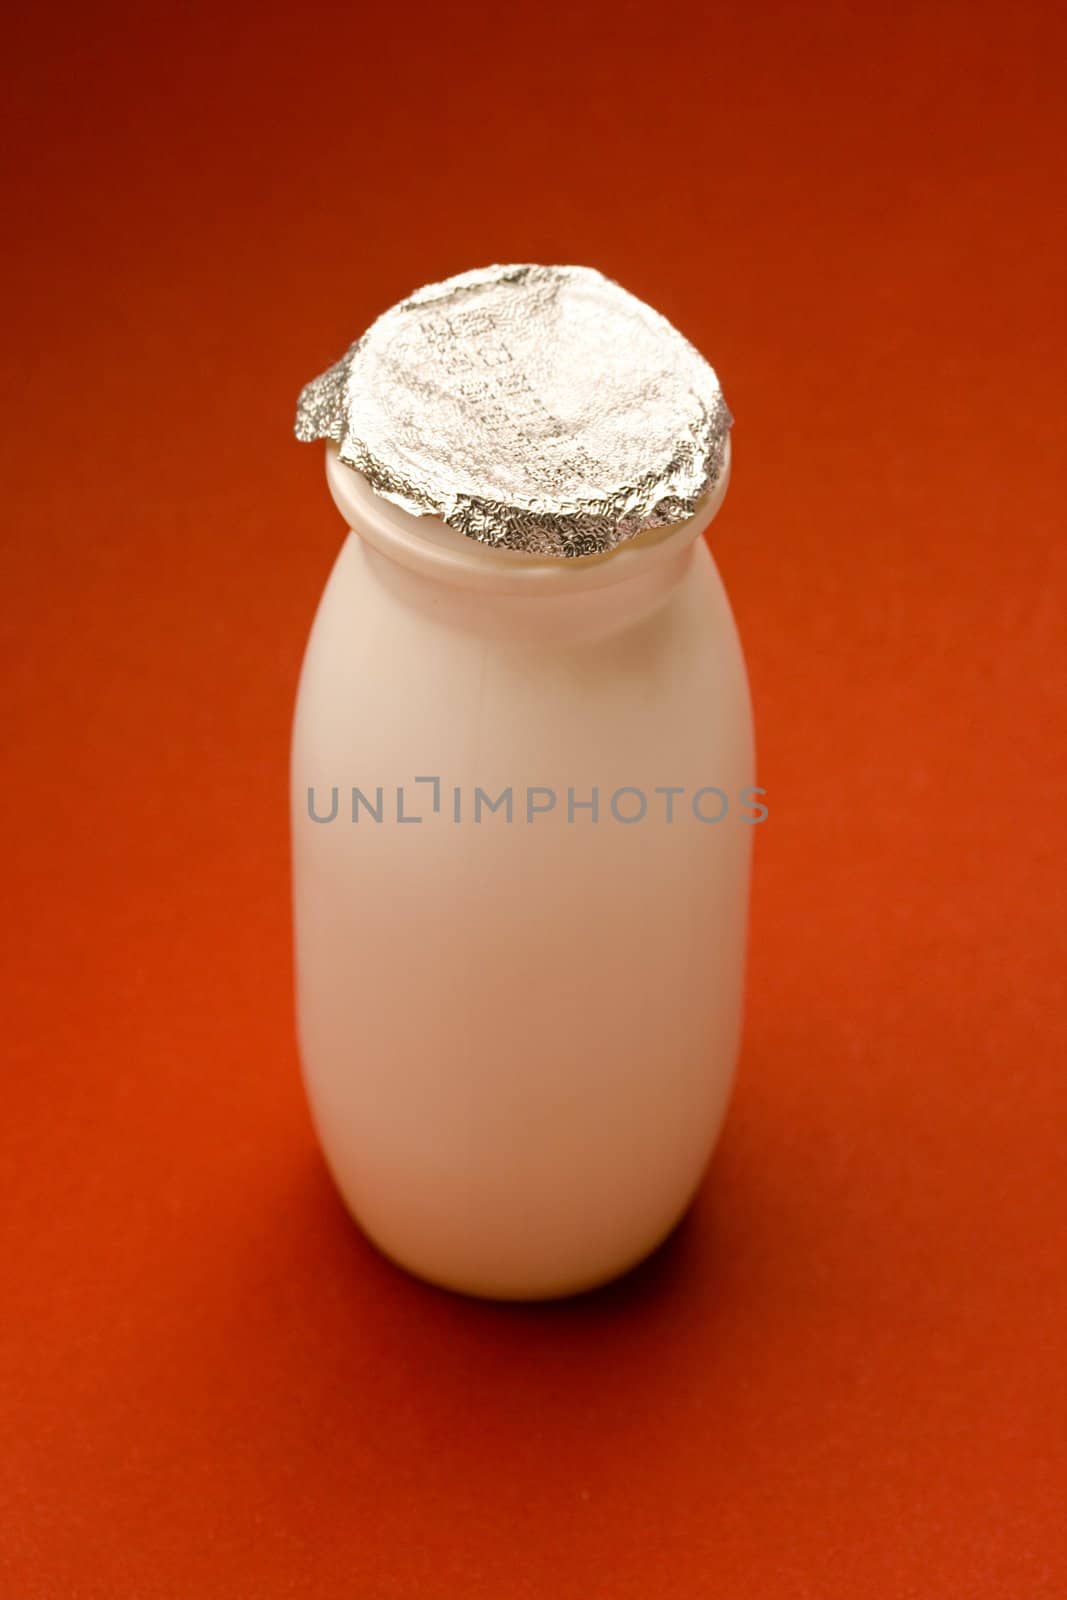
top-left (3, 2), bottom-right (1065, 1594)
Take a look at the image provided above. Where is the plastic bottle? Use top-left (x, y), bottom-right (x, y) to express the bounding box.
top-left (291, 439), bottom-right (753, 1299)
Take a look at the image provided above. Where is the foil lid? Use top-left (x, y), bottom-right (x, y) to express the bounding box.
top-left (294, 264), bottom-right (732, 560)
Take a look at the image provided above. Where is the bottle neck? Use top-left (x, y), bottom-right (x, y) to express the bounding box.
top-left (323, 442), bottom-right (731, 643)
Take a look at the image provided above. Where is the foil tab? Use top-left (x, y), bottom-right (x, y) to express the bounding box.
top-left (295, 264), bottom-right (732, 560)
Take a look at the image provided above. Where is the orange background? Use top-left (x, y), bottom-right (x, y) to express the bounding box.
top-left (3, 1), bottom-right (1065, 1595)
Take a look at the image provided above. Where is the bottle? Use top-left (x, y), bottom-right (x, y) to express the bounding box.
top-left (291, 265), bottom-right (755, 1299)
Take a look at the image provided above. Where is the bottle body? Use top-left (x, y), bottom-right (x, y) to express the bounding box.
top-left (292, 450), bottom-right (754, 1299)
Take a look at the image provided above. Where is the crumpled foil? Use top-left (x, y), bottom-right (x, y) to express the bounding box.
top-left (294, 264), bottom-right (732, 559)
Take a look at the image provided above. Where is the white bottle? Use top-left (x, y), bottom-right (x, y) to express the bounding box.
top-left (291, 441), bottom-right (755, 1299)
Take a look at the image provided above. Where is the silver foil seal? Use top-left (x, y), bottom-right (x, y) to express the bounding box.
top-left (295, 264), bottom-right (732, 560)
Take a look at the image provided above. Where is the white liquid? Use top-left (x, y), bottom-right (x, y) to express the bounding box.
top-left (292, 443), bottom-right (753, 1299)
